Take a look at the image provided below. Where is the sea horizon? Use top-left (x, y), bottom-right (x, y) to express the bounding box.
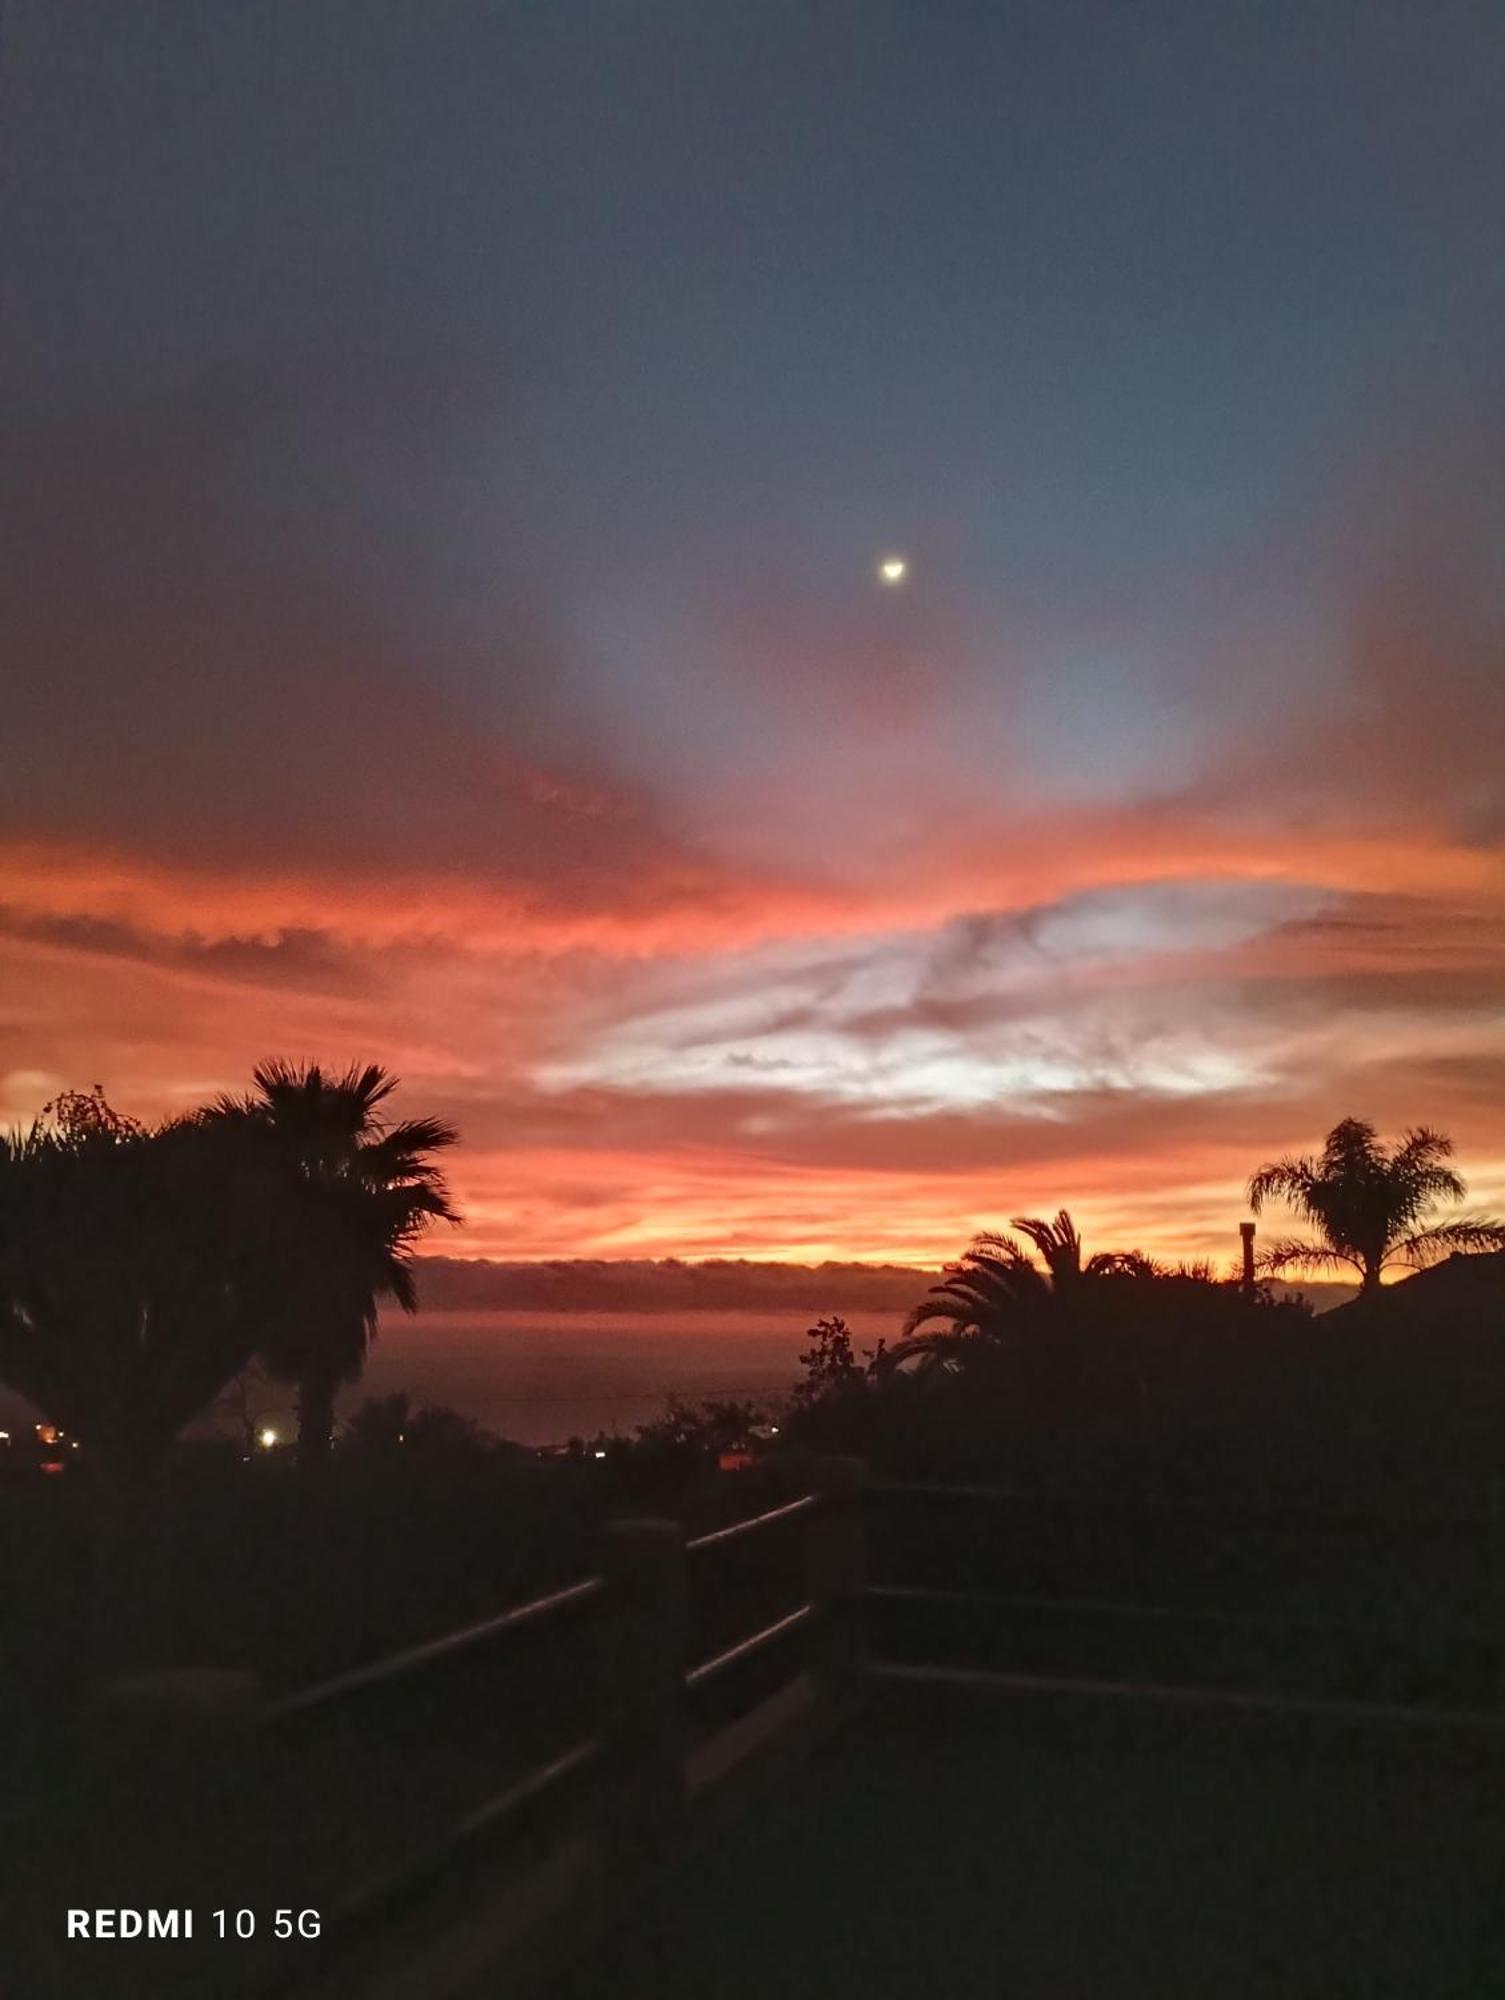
top-left (345, 1306), bottom-right (903, 1447)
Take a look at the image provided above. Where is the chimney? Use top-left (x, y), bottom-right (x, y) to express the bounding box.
top-left (1239, 1221), bottom-right (1256, 1293)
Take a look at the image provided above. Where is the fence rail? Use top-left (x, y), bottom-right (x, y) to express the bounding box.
top-left (15, 1458), bottom-right (1504, 2000)
top-left (686, 1602), bottom-right (815, 1691)
top-left (6, 1458), bottom-right (865, 2000)
top-left (270, 1574), bottom-right (607, 1720)
top-left (685, 1490), bottom-right (819, 1554)
top-left (867, 1476), bottom-right (1503, 1528)
top-left (866, 1580), bottom-right (1504, 1647)
top-left (870, 1659), bottom-right (1505, 1733)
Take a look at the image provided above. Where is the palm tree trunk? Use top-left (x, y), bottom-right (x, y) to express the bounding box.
top-left (296, 1368), bottom-right (338, 1469)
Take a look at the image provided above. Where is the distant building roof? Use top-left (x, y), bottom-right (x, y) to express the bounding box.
top-left (1331, 1250), bottom-right (1505, 1330)
top-left (1392, 1250), bottom-right (1505, 1298)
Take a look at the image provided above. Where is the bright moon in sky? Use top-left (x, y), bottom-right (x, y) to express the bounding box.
top-left (878, 556), bottom-right (907, 584)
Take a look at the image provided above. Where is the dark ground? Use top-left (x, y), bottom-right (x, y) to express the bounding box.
top-left (546, 1689), bottom-right (1505, 2000)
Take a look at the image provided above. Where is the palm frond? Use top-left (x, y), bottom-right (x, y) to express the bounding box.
top-left (1085, 1250), bottom-right (1162, 1278)
top-left (969, 1230), bottom-right (1031, 1265)
top-left (1254, 1237), bottom-right (1365, 1280)
top-left (951, 1253), bottom-right (1040, 1295)
top-left (901, 1298), bottom-right (981, 1337)
top-left (1392, 1125), bottom-right (1456, 1172)
top-left (1247, 1155), bottom-right (1318, 1215)
top-left (384, 1260), bottom-right (420, 1314)
top-left (904, 1279), bottom-right (992, 1324)
top-left (1392, 1217), bottom-right (1505, 1269)
top-left (1010, 1209), bottom-right (1083, 1280)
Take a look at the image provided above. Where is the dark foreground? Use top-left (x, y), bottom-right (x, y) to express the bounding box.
top-left (546, 1689), bottom-right (1505, 2000)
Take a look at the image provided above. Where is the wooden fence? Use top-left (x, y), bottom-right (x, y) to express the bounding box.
top-left (9, 1459), bottom-right (1505, 1999)
top-left (2, 1458), bottom-right (865, 2000)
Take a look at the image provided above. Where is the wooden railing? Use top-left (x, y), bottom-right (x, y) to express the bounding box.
top-left (265, 1458), bottom-right (865, 1995)
top-left (3, 1457), bottom-right (866, 2000)
top-left (14, 1459), bottom-right (1504, 1999)
top-left (862, 1476), bottom-right (1505, 1732)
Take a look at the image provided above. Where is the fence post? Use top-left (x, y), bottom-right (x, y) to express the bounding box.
top-left (805, 1456), bottom-right (867, 1711)
top-left (600, 1518), bottom-right (689, 1888)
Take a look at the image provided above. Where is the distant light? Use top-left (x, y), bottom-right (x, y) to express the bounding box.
top-left (593, 1449), bottom-right (607, 1460)
top-left (878, 556), bottom-right (907, 584)
top-left (257, 1427), bottom-right (278, 1449)
top-left (769, 1425), bottom-right (779, 1435)
top-left (0, 1430), bottom-right (9, 1442)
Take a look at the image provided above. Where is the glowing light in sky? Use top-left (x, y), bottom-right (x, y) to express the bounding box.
top-left (7, 6), bottom-right (1505, 1275)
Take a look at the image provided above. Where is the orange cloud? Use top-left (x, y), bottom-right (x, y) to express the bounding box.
top-left (7, 347), bottom-right (1505, 1270)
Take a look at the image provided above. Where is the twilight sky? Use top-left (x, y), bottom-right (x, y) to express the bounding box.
top-left (5, 0), bottom-right (1505, 1266)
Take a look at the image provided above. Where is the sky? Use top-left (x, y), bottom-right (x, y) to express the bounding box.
top-left (5, 0), bottom-right (1505, 1269)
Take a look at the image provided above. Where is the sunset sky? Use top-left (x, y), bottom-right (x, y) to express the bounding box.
top-left (5, 2), bottom-right (1505, 1269)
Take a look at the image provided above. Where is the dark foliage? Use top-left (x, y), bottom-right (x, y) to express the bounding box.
top-left (1249, 1118), bottom-right (1505, 1293)
top-left (204, 1061), bottom-right (459, 1464)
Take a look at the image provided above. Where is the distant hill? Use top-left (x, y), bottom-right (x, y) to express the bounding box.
top-left (411, 1256), bottom-right (1358, 1316)
top-left (1268, 1279), bottom-right (1359, 1312)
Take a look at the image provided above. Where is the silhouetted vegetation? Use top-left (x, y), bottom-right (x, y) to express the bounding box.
top-left (205, 1061), bottom-right (458, 1465)
top-left (4, 1096), bottom-right (1505, 1786)
top-left (0, 1067), bottom-right (458, 1670)
top-left (1248, 1117), bottom-right (1505, 1294)
top-left (793, 1314), bottom-right (887, 1401)
top-left (343, 1390), bottom-right (499, 1461)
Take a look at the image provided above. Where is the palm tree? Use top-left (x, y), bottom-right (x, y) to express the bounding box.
top-left (1247, 1118), bottom-right (1505, 1297)
top-left (206, 1062), bottom-right (458, 1465)
top-left (1009, 1210), bottom-right (1160, 1290)
top-left (887, 1209), bottom-right (1156, 1372)
top-left (901, 1230), bottom-right (1046, 1348)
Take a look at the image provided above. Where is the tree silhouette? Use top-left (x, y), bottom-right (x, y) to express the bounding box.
top-left (0, 1094), bottom-right (288, 1664)
top-left (1247, 1118), bottom-right (1505, 1296)
top-left (0, 1101), bottom-right (280, 1460)
top-left (344, 1389), bottom-right (418, 1453)
top-left (38, 1082), bottom-right (145, 1145)
top-left (206, 1062), bottom-right (458, 1466)
top-left (793, 1315), bottom-right (887, 1402)
top-left (344, 1389), bottom-right (492, 1458)
top-left (1008, 1210), bottom-right (1160, 1290)
top-left (897, 1210), bottom-right (1156, 1352)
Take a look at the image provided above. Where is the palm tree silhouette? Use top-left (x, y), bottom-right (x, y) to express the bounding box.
top-left (1009, 1211), bottom-right (1159, 1290)
top-left (1247, 1118), bottom-right (1505, 1297)
top-left (888, 1209), bottom-right (1156, 1372)
top-left (208, 1062), bottom-right (458, 1466)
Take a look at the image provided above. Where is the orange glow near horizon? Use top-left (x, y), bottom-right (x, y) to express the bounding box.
top-left (6, 782), bottom-right (1504, 1276)
top-left (7, 399), bottom-right (1505, 1277)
